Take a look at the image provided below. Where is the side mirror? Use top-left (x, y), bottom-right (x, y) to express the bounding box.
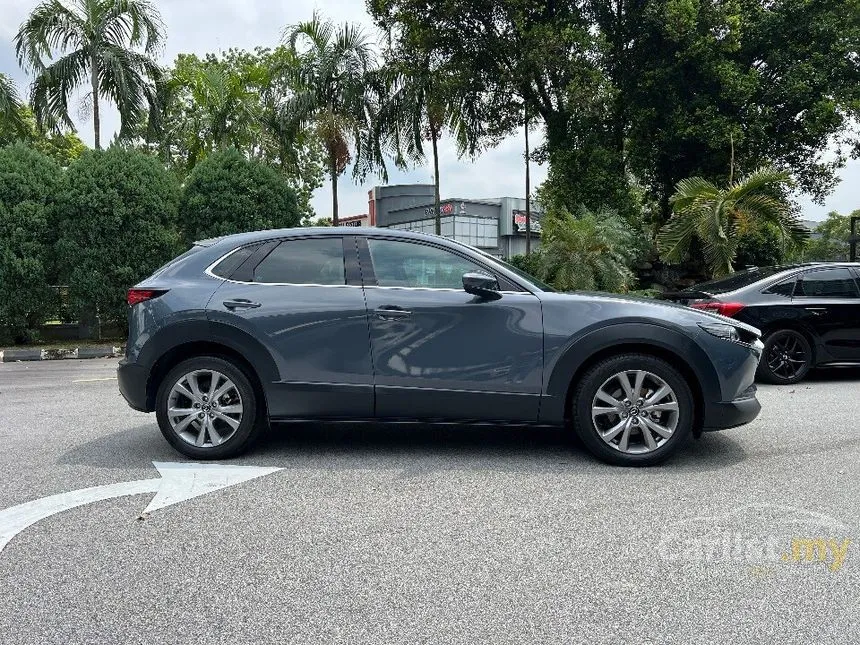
top-left (462, 272), bottom-right (500, 298)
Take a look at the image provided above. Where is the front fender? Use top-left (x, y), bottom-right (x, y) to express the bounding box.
top-left (540, 321), bottom-right (720, 424)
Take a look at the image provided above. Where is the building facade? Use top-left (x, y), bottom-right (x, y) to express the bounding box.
top-left (365, 184), bottom-right (541, 259)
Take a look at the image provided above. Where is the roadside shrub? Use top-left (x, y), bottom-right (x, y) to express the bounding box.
top-left (507, 253), bottom-right (543, 280)
top-left (179, 148), bottom-right (301, 244)
top-left (54, 149), bottom-right (182, 328)
top-left (538, 206), bottom-right (641, 292)
top-left (0, 144), bottom-right (62, 343)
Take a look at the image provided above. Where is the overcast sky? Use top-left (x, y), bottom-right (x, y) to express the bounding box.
top-left (2, 0), bottom-right (856, 220)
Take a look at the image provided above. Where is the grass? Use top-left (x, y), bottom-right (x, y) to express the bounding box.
top-left (1, 338), bottom-right (125, 351)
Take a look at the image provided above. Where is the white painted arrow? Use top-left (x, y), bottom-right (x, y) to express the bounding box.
top-left (0, 461), bottom-right (281, 554)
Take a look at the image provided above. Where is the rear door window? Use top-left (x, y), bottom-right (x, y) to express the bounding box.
top-left (795, 268), bottom-right (860, 298)
top-left (252, 238), bottom-right (345, 285)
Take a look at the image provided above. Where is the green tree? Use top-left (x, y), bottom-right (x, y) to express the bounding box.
top-left (0, 73), bottom-right (27, 136)
top-left (0, 105), bottom-right (86, 166)
top-left (374, 57), bottom-right (480, 234)
top-left (179, 148), bottom-right (301, 244)
top-left (0, 144), bottom-right (63, 343)
top-left (130, 48), bottom-right (325, 218)
top-left (658, 167), bottom-right (807, 278)
top-left (279, 14), bottom-right (375, 224)
top-left (538, 206), bottom-right (640, 292)
top-left (797, 210), bottom-right (856, 261)
top-left (15, 0), bottom-right (166, 149)
top-left (370, 0), bottom-right (860, 221)
top-left (54, 149), bottom-right (181, 326)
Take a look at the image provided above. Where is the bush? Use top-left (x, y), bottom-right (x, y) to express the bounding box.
top-left (538, 206), bottom-right (641, 292)
top-left (54, 149), bottom-right (182, 328)
top-left (179, 148), bottom-right (301, 244)
top-left (0, 144), bottom-right (63, 343)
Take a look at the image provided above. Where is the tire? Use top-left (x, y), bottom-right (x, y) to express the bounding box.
top-left (155, 356), bottom-right (263, 459)
top-left (572, 354), bottom-right (695, 466)
top-left (757, 329), bottom-right (813, 385)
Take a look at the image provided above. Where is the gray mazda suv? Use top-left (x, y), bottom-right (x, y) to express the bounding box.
top-left (118, 227), bottom-right (763, 466)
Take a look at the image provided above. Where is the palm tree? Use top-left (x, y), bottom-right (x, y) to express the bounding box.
top-left (374, 58), bottom-right (477, 234)
top-left (539, 206), bottom-right (639, 292)
top-left (658, 167), bottom-right (807, 278)
top-left (0, 73), bottom-right (27, 135)
top-left (15, 0), bottom-right (165, 149)
top-left (279, 14), bottom-right (374, 225)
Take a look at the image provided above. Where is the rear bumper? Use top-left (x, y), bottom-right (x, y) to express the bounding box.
top-left (117, 359), bottom-right (151, 412)
top-left (702, 385), bottom-right (761, 430)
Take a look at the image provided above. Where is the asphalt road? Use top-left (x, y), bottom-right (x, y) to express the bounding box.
top-left (0, 358), bottom-right (858, 645)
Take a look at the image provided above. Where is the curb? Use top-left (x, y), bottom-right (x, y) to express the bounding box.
top-left (0, 345), bottom-right (124, 363)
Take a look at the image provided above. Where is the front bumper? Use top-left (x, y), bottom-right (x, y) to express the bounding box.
top-left (702, 385), bottom-right (761, 430)
top-left (117, 359), bottom-right (151, 412)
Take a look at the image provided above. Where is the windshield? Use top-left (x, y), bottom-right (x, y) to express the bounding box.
top-left (689, 266), bottom-right (790, 294)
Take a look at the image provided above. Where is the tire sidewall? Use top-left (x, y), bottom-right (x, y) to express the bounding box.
top-left (758, 329), bottom-right (812, 385)
top-left (573, 354), bottom-right (694, 466)
top-left (155, 356), bottom-right (259, 460)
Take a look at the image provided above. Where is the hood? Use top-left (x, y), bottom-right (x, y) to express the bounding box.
top-left (544, 290), bottom-right (762, 337)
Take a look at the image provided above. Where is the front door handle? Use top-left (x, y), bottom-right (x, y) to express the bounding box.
top-left (223, 299), bottom-right (261, 310)
top-left (374, 305), bottom-right (412, 320)
top-left (804, 307), bottom-right (827, 316)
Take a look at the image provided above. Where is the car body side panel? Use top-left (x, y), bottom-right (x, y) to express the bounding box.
top-left (206, 281), bottom-right (374, 419)
top-left (364, 287), bottom-right (544, 422)
top-left (538, 294), bottom-right (758, 427)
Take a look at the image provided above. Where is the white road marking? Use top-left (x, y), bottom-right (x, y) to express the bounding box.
top-left (72, 377), bottom-right (118, 382)
top-left (0, 461), bottom-right (281, 554)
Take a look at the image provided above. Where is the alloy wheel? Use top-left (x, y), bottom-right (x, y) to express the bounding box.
top-left (591, 370), bottom-right (679, 454)
top-left (166, 369), bottom-right (243, 448)
top-left (765, 332), bottom-right (809, 381)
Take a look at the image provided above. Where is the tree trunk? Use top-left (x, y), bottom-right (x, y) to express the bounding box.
top-left (525, 110), bottom-right (531, 256)
top-left (431, 126), bottom-right (441, 235)
top-left (91, 56), bottom-right (100, 150)
top-left (330, 155), bottom-right (339, 226)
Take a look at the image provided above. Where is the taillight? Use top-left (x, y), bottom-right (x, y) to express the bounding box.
top-left (690, 301), bottom-right (745, 318)
top-left (127, 289), bottom-right (167, 306)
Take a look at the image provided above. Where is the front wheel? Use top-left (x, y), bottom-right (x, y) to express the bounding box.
top-left (155, 356), bottom-right (263, 459)
top-left (757, 329), bottom-right (813, 384)
top-left (573, 354), bottom-right (695, 466)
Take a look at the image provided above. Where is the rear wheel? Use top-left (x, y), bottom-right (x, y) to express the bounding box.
top-left (757, 329), bottom-right (812, 384)
top-left (573, 354), bottom-right (694, 466)
top-left (155, 356), bottom-right (262, 459)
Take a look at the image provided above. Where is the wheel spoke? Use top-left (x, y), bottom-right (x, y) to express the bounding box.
top-left (213, 410), bottom-right (240, 430)
top-left (174, 413), bottom-right (198, 433)
top-left (602, 418), bottom-right (628, 441)
top-left (211, 381), bottom-right (233, 402)
top-left (645, 384), bottom-right (671, 406)
top-left (173, 382), bottom-right (196, 401)
top-left (208, 373), bottom-right (221, 399)
top-left (187, 372), bottom-right (204, 399)
top-left (641, 425), bottom-right (657, 450)
top-left (217, 403), bottom-right (243, 415)
top-left (643, 401), bottom-right (678, 413)
top-left (644, 417), bottom-right (673, 439)
top-left (617, 372), bottom-right (636, 401)
top-left (195, 418), bottom-right (208, 446)
top-left (595, 390), bottom-right (623, 408)
top-left (631, 370), bottom-right (646, 401)
top-left (168, 407), bottom-right (195, 418)
top-left (618, 422), bottom-right (632, 452)
top-left (592, 406), bottom-right (618, 417)
top-left (208, 422), bottom-right (222, 446)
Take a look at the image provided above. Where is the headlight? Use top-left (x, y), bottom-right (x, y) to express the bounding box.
top-left (698, 322), bottom-right (740, 342)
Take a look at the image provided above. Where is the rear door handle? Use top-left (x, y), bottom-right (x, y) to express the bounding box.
top-left (804, 307), bottom-right (827, 316)
top-left (374, 305), bottom-right (412, 320)
top-left (223, 299), bottom-right (261, 310)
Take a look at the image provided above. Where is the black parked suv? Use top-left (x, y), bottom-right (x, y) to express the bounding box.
top-left (663, 263), bottom-right (860, 384)
top-left (118, 227), bottom-right (764, 466)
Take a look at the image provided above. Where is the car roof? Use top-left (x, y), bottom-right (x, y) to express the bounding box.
top-left (194, 226), bottom-right (453, 248)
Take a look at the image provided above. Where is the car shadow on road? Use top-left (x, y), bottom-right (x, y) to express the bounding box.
top-left (807, 366), bottom-right (860, 382)
top-left (57, 421), bottom-right (748, 475)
